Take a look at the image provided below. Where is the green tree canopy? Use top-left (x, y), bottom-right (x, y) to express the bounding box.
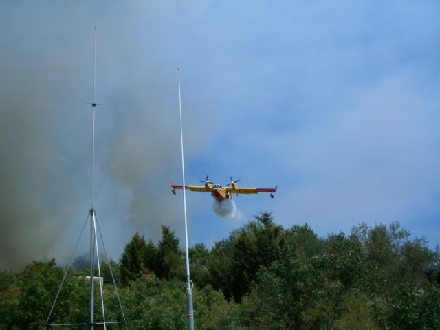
top-left (120, 232), bottom-right (149, 286)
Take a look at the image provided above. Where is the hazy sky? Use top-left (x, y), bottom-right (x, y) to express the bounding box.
top-left (1, 1), bottom-right (439, 270)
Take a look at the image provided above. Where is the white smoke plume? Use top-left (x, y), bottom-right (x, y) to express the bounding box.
top-left (212, 199), bottom-right (236, 219)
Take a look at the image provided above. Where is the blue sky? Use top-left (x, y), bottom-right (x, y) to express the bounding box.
top-left (1, 1), bottom-right (439, 269)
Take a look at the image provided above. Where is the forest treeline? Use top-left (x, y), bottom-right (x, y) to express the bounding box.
top-left (1, 212), bottom-right (440, 329)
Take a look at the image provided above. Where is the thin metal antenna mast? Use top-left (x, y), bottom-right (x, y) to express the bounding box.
top-left (46, 26), bottom-right (126, 330)
top-left (91, 26), bottom-right (97, 210)
top-left (88, 27), bottom-right (126, 330)
top-left (178, 69), bottom-right (195, 330)
top-left (89, 25), bottom-right (98, 330)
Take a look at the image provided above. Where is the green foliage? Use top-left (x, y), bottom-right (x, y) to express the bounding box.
top-left (119, 227), bottom-right (184, 285)
top-left (189, 243), bottom-right (211, 288)
top-left (0, 260), bottom-right (82, 330)
top-left (0, 269), bottom-right (16, 291)
top-left (1, 217), bottom-right (440, 329)
top-left (324, 232), bottom-right (366, 289)
top-left (16, 260), bottom-right (64, 329)
top-left (285, 223), bottom-right (323, 257)
top-left (209, 235), bottom-right (237, 300)
top-left (120, 274), bottom-right (187, 330)
top-left (241, 221), bottom-right (440, 329)
top-left (120, 232), bottom-right (150, 285)
top-left (231, 212), bottom-right (288, 302)
top-left (193, 285), bottom-right (242, 330)
top-left (100, 259), bottom-right (121, 283)
top-left (0, 270), bottom-right (19, 330)
top-left (334, 291), bottom-right (379, 330)
top-left (156, 225), bottom-right (183, 280)
top-left (240, 265), bottom-right (289, 329)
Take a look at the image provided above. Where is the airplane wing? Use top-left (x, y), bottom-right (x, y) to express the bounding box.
top-left (226, 186), bottom-right (277, 195)
top-left (170, 183), bottom-right (211, 194)
top-left (186, 185), bottom-right (212, 192)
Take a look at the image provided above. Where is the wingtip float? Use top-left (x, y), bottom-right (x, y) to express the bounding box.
top-left (170, 176), bottom-right (277, 202)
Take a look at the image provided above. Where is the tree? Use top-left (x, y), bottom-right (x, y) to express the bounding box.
top-left (144, 239), bottom-right (158, 274)
top-left (324, 232), bottom-right (366, 289)
top-left (208, 236), bottom-right (236, 301)
top-left (0, 270), bottom-right (19, 330)
top-left (156, 226), bottom-right (183, 280)
top-left (231, 212), bottom-right (287, 302)
top-left (14, 260), bottom-right (79, 330)
top-left (120, 232), bottom-right (149, 286)
top-left (3, 216), bottom-right (439, 330)
top-left (240, 265), bottom-right (289, 329)
top-left (334, 291), bottom-right (379, 330)
top-left (116, 273), bottom-right (186, 330)
top-left (192, 285), bottom-right (242, 330)
top-left (349, 222), bottom-right (439, 328)
top-left (189, 243), bottom-right (211, 288)
top-left (285, 223), bottom-right (323, 257)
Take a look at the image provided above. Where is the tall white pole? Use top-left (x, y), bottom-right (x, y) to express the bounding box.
top-left (178, 69), bottom-right (195, 330)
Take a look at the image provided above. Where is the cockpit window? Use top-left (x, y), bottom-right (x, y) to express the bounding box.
top-left (213, 184), bottom-right (222, 189)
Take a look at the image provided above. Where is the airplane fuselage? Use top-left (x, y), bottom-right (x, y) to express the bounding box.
top-left (211, 187), bottom-right (231, 202)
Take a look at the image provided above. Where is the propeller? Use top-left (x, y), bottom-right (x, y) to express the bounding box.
top-left (200, 175), bottom-right (212, 186)
top-left (228, 177), bottom-right (240, 187)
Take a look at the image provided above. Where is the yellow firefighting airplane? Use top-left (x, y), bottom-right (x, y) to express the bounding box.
top-left (170, 176), bottom-right (277, 202)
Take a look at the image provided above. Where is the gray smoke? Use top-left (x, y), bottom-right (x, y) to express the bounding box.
top-left (0, 3), bottom-right (211, 270)
top-left (0, 52), bottom-right (85, 270)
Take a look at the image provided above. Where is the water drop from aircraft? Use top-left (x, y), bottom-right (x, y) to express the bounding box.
top-left (212, 199), bottom-right (236, 218)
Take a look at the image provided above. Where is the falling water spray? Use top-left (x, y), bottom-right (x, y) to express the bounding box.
top-left (212, 199), bottom-right (236, 218)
